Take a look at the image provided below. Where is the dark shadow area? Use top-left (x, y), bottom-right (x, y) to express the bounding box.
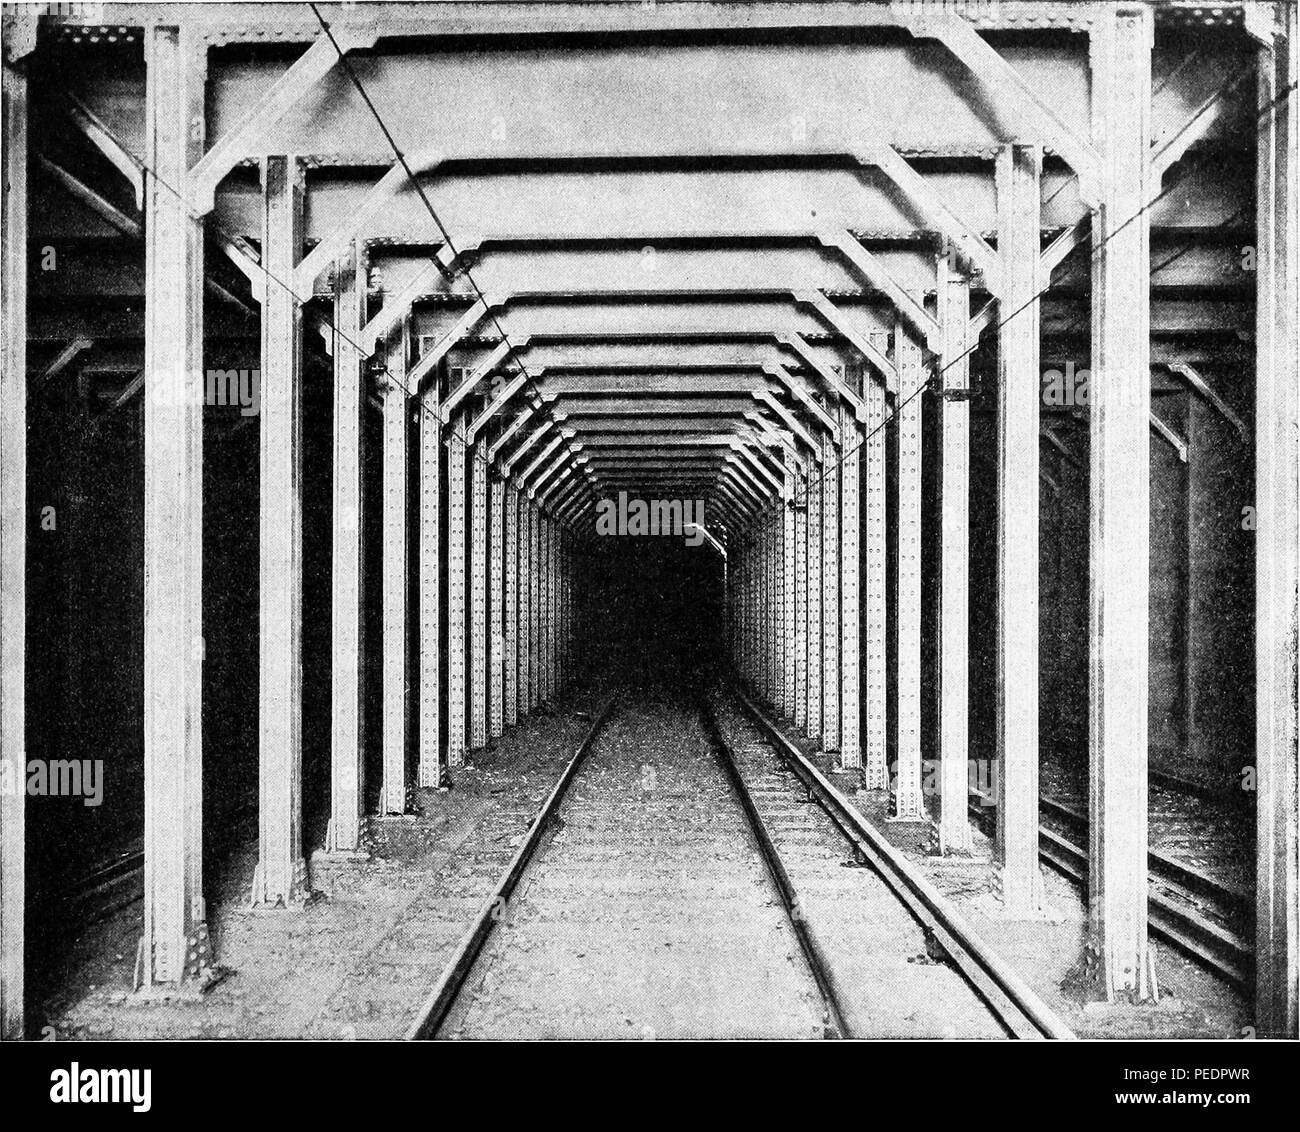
top-left (578, 532), bottom-right (726, 701)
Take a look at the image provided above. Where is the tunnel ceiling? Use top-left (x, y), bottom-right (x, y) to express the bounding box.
top-left (24, 1), bottom-right (1257, 550)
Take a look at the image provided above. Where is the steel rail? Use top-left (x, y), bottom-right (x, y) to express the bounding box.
top-left (732, 685), bottom-right (1076, 1040)
top-left (1036, 829), bottom-right (1251, 989)
top-left (972, 790), bottom-right (1253, 992)
top-left (967, 790), bottom-right (1251, 988)
top-left (405, 693), bottom-right (619, 1040)
top-left (1037, 794), bottom-right (1252, 921)
top-left (701, 698), bottom-right (852, 1039)
top-left (40, 798), bottom-right (259, 927)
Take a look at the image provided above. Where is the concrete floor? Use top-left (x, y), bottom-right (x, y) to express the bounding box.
top-left (43, 696), bottom-right (603, 1040)
top-left (42, 680), bottom-right (1250, 1041)
top-left (445, 691), bottom-right (825, 1039)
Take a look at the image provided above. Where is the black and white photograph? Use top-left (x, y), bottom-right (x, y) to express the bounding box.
top-left (0, 0), bottom-right (1295, 1107)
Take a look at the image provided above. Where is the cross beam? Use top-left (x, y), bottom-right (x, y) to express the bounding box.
top-left (190, 29), bottom-right (379, 214)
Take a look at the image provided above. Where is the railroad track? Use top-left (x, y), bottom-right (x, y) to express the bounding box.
top-left (719, 688), bottom-right (1075, 1040)
top-left (407, 686), bottom-right (1074, 1040)
top-left (36, 798), bottom-right (259, 930)
top-left (968, 790), bottom-right (1252, 988)
top-left (405, 693), bottom-right (621, 1039)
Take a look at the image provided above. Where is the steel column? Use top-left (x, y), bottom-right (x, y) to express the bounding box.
top-left (548, 516), bottom-right (558, 699)
top-left (765, 514), bottom-right (777, 706)
top-left (995, 143), bottom-right (1045, 906)
top-left (555, 526), bottom-right (565, 689)
top-left (782, 457), bottom-right (797, 720)
top-left (536, 505), bottom-right (545, 706)
top-left (447, 429), bottom-right (468, 765)
top-left (550, 518), bottom-right (558, 697)
top-left (864, 374), bottom-right (888, 790)
top-left (564, 530), bottom-right (573, 683)
top-left (821, 430), bottom-right (840, 750)
top-left (0, 61), bottom-right (26, 1036)
top-left (806, 448), bottom-right (823, 740)
top-left (538, 515), bottom-right (550, 704)
top-left (255, 154), bottom-right (307, 901)
top-left (938, 253), bottom-right (973, 854)
top-left (892, 330), bottom-right (924, 817)
top-left (504, 483), bottom-right (520, 727)
top-left (754, 533), bottom-right (760, 694)
top-left (1255, 6), bottom-right (1300, 1038)
top-left (758, 522), bottom-right (768, 700)
top-left (418, 382), bottom-right (441, 787)
top-left (793, 455), bottom-right (809, 731)
top-left (529, 503), bottom-right (541, 710)
top-left (561, 528), bottom-right (573, 679)
top-left (1087, 6), bottom-right (1156, 998)
top-left (743, 545), bottom-right (754, 686)
top-left (380, 327), bottom-right (410, 814)
top-left (738, 537), bottom-right (747, 683)
top-left (470, 440), bottom-right (489, 748)
top-left (840, 403), bottom-right (862, 770)
top-left (140, 25), bottom-right (209, 984)
top-left (489, 475), bottom-right (505, 738)
top-left (737, 546), bottom-right (747, 685)
top-left (549, 518), bottom-right (559, 696)
top-left (519, 495), bottom-right (533, 712)
top-left (759, 522), bottom-right (767, 700)
top-left (742, 541), bottom-right (751, 689)
top-left (770, 511), bottom-right (779, 708)
top-left (328, 239), bottom-right (367, 848)
top-left (548, 517), bottom-right (558, 698)
top-left (754, 535), bottom-right (762, 695)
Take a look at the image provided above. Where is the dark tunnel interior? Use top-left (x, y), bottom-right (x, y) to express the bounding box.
top-left (580, 531), bottom-right (727, 694)
top-left (5, 4), bottom-right (1280, 1039)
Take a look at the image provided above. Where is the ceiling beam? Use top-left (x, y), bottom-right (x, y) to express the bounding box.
top-left (190, 28), bottom-right (380, 214)
top-left (902, 13), bottom-right (1100, 205)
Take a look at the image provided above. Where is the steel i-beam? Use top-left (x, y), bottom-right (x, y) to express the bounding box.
top-left (806, 439), bottom-right (823, 742)
top-left (504, 482), bottom-right (520, 727)
top-left (792, 453), bottom-right (808, 731)
top-left (891, 329), bottom-right (924, 819)
top-left (380, 326), bottom-right (410, 815)
top-left (996, 143), bottom-right (1045, 903)
top-left (0, 61), bottom-right (27, 1035)
top-left (519, 493), bottom-right (534, 713)
top-left (937, 252), bottom-right (974, 855)
top-left (821, 427), bottom-right (841, 752)
top-left (863, 358), bottom-right (889, 791)
top-left (140, 25), bottom-right (209, 985)
top-left (328, 239), bottom-right (368, 848)
top-left (1087, 5), bottom-right (1157, 1000)
top-left (530, 504), bottom-right (542, 709)
top-left (470, 440), bottom-right (490, 749)
top-left (447, 428), bottom-right (469, 766)
top-left (1254, 3), bottom-right (1300, 1038)
top-left (256, 154), bottom-right (309, 902)
top-left (418, 380), bottom-right (442, 787)
top-left (489, 473), bottom-right (506, 740)
top-left (839, 398), bottom-right (862, 773)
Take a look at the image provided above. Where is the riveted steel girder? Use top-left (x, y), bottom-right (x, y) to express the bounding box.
top-left (537, 373), bottom-right (771, 397)
top-left (416, 290), bottom-right (884, 348)
top-left (487, 402), bottom-right (539, 463)
top-left (405, 298), bottom-right (490, 391)
top-left (500, 416), bottom-right (558, 475)
top-left (440, 337), bottom-right (526, 423)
